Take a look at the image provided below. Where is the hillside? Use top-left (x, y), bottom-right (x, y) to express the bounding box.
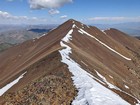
top-left (0, 25), bottom-right (56, 44)
top-left (0, 43), bottom-right (14, 52)
top-left (0, 19), bottom-right (140, 105)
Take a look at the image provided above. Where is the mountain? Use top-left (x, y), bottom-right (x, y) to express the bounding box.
top-left (0, 19), bottom-right (140, 105)
top-left (0, 24), bottom-right (26, 33)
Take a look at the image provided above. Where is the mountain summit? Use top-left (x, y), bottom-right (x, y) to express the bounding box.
top-left (0, 19), bottom-right (140, 105)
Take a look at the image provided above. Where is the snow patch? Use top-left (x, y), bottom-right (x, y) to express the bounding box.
top-left (106, 28), bottom-right (111, 31)
top-left (59, 28), bottom-right (131, 105)
top-left (62, 29), bottom-right (73, 42)
top-left (72, 24), bottom-right (79, 29)
top-left (72, 24), bottom-right (76, 28)
top-left (59, 42), bottom-right (130, 105)
top-left (79, 28), bottom-right (131, 61)
top-left (78, 30), bottom-right (84, 34)
top-left (50, 27), bottom-right (56, 32)
top-left (36, 33), bottom-right (46, 40)
top-left (0, 72), bottom-right (27, 96)
top-left (101, 30), bottom-right (106, 34)
top-left (81, 61), bottom-right (88, 66)
top-left (95, 71), bottom-right (140, 104)
top-left (109, 75), bottom-right (113, 79)
top-left (87, 25), bottom-right (90, 28)
top-left (124, 85), bottom-right (129, 89)
top-left (95, 70), bottom-right (118, 89)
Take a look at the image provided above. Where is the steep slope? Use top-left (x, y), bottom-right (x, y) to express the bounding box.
top-left (105, 29), bottom-right (140, 76)
top-left (0, 20), bottom-right (77, 105)
top-left (0, 19), bottom-right (140, 105)
top-left (105, 28), bottom-right (140, 55)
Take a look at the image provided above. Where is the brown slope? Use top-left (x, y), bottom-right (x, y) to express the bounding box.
top-left (105, 28), bottom-right (140, 76)
top-left (0, 20), bottom-right (78, 104)
top-left (105, 28), bottom-right (140, 55)
top-left (63, 20), bottom-right (140, 104)
top-left (0, 19), bottom-right (140, 104)
top-left (0, 20), bottom-right (72, 88)
top-left (1, 51), bottom-right (77, 105)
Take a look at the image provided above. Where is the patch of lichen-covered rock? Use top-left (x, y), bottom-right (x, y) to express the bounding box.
top-left (3, 75), bottom-right (77, 105)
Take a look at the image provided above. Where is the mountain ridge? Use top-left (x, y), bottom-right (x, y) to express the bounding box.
top-left (0, 19), bottom-right (140, 105)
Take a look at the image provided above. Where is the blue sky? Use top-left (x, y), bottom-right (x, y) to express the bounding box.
top-left (0, 0), bottom-right (140, 24)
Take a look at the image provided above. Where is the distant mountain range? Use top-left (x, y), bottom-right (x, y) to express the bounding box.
top-left (0, 24), bottom-right (57, 52)
top-left (0, 24), bottom-right (57, 44)
top-left (93, 22), bottom-right (140, 36)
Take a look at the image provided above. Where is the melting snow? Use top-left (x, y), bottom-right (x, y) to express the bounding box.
top-left (101, 30), bottom-right (106, 34)
top-left (95, 71), bottom-right (140, 104)
top-left (50, 27), bottom-right (56, 32)
top-left (109, 75), bottom-right (113, 79)
top-left (72, 24), bottom-right (79, 29)
top-left (78, 30), bottom-right (84, 34)
top-left (36, 33), bottom-right (46, 40)
top-left (79, 28), bottom-right (131, 61)
top-left (95, 70), bottom-right (118, 89)
top-left (81, 61), bottom-right (88, 66)
top-left (0, 72), bottom-right (27, 96)
top-left (124, 85), bottom-right (129, 89)
top-left (87, 25), bottom-right (90, 28)
top-left (72, 24), bottom-right (76, 28)
top-left (59, 28), bottom-right (131, 105)
top-left (62, 29), bottom-right (73, 42)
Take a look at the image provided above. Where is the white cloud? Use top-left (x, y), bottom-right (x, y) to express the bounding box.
top-left (89, 17), bottom-right (125, 21)
top-left (6, 0), bottom-right (14, 1)
top-left (0, 11), bottom-right (29, 20)
top-left (29, 0), bottom-right (73, 9)
top-left (48, 9), bottom-right (60, 15)
top-left (0, 11), bottom-right (47, 24)
top-left (0, 11), bottom-right (11, 19)
top-left (60, 15), bottom-right (67, 19)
